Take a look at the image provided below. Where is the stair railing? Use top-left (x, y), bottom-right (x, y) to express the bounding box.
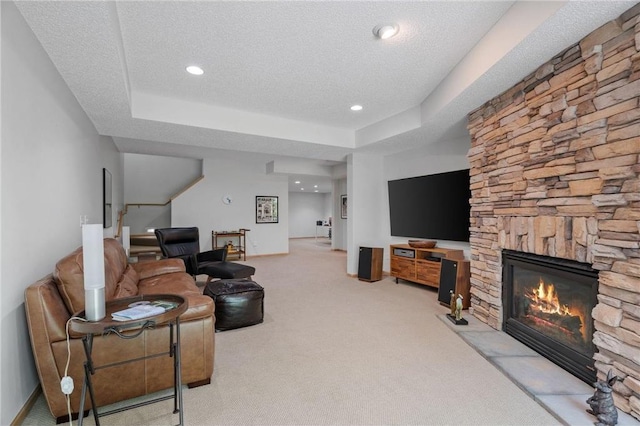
top-left (115, 175), bottom-right (204, 238)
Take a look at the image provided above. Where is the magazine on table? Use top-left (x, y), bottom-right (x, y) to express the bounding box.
top-left (111, 299), bottom-right (179, 321)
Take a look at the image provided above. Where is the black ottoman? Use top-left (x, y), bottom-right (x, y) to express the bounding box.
top-left (201, 262), bottom-right (256, 280)
top-left (203, 279), bottom-right (264, 332)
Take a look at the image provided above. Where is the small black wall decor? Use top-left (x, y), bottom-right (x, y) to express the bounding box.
top-left (103, 168), bottom-right (112, 228)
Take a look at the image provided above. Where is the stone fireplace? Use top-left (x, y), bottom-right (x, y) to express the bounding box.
top-left (467, 3), bottom-right (640, 418)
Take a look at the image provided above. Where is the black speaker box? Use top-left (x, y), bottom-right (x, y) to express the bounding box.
top-left (358, 247), bottom-right (383, 282)
top-left (437, 258), bottom-right (470, 309)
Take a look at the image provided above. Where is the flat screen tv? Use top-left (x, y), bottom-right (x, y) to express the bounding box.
top-left (388, 169), bottom-right (471, 242)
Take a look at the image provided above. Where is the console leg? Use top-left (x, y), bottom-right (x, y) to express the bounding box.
top-left (176, 318), bottom-right (184, 425)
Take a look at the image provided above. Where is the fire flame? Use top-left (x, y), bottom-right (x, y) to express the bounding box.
top-left (531, 278), bottom-right (571, 316)
top-left (526, 277), bottom-right (586, 338)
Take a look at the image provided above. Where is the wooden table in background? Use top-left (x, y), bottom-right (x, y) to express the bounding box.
top-left (213, 228), bottom-right (249, 260)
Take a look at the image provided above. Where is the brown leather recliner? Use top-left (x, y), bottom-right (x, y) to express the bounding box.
top-left (25, 238), bottom-right (215, 422)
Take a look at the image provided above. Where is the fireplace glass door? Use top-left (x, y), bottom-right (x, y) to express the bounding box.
top-left (503, 250), bottom-right (598, 384)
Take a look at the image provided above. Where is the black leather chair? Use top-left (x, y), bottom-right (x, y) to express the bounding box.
top-left (154, 227), bottom-right (255, 282)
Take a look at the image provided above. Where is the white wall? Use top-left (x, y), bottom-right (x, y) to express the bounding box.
top-left (289, 192), bottom-right (331, 238)
top-left (323, 192), bottom-right (332, 221)
top-left (171, 156), bottom-right (289, 256)
top-left (1, 2), bottom-right (4, 418)
top-left (123, 153), bottom-right (201, 233)
top-left (384, 136), bottom-right (470, 181)
top-left (347, 153), bottom-right (387, 275)
top-left (1, 2), bottom-right (123, 423)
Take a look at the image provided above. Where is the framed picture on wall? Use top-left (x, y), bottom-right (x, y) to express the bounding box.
top-left (341, 194), bottom-right (347, 219)
top-left (103, 168), bottom-right (112, 228)
top-left (256, 196), bottom-right (278, 224)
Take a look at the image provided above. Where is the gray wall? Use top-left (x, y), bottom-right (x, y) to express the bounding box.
top-left (289, 192), bottom-right (331, 238)
top-left (123, 153), bottom-right (202, 234)
top-left (1, 2), bottom-right (123, 423)
top-left (347, 153), bottom-right (387, 274)
top-left (171, 156), bottom-right (290, 256)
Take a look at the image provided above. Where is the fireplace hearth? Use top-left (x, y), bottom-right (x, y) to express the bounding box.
top-left (502, 250), bottom-right (598, 384)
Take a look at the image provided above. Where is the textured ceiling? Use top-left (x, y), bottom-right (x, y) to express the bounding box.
top-left (117, 1), bottom-right (512, 129)
top-left (14, 1), bottom-right (638, 181)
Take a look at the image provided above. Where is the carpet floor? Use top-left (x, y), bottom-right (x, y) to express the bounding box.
top-left (22, 238), bottom-right (560, 425)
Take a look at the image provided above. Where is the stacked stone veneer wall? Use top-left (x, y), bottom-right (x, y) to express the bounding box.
top-left (467, 4), bottom-right (640, 417)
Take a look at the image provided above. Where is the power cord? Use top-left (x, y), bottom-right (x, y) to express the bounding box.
top-left (246, 235), bottom-right (259, 256)
top-left (62, 316), bottom-right (88, 426)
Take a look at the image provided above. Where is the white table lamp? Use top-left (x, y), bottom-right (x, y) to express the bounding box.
top-left (122, 226), bottom-right (130, 257)
top-left (82, 224), bottom-right (105, 321)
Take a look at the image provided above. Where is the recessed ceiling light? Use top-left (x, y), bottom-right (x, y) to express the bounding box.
top-left (351, 105), bottom-right (363, 111)
top-left (373, 24), bottom-right (399, 40)
top-left (314, 185), bottom-right (318, 188)
top-left (301, 188), bottom-right (305, 191)
top-left (314, 190), bottom-right (319, 193)
top-left (295, 181), bottom-right (301, 184)
top-left (186, 65), bottom-right (204, 75)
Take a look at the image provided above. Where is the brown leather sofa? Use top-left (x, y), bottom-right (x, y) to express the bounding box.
top-left (25, 238), bottom-right (215, 421)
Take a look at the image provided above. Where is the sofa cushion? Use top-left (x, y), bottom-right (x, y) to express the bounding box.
top-left (138, 272), bottom-right (213, 322)
top-left (54, 238), bottom-right (126, 314)
top-left (114, 265), bottom-right (139, 298)
top-left (131, 258), bottom-right (185, 280)
top-left (177, 292), bottom-right (215, 322)
top-left (103, 238), bottom-right (128, 288)
top-left (53, 249), bottom-right (86, 314)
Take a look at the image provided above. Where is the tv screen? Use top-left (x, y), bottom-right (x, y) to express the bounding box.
top-left (388, 169), bottom-right (471, 242)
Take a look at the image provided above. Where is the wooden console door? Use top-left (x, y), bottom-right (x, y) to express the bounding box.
top-left (390, 244), bottom-right (465, 289)
top-left (391, 256), bottom-right (416, 282)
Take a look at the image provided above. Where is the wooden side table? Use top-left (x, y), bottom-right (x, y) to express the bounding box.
top-left (69, 294), bottom-right (188, 426)
top-left (212, 228), bottom-right (249, 260)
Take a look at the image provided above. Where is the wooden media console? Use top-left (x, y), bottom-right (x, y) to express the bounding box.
top-left (390, 244), bottom-right (470, 308)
